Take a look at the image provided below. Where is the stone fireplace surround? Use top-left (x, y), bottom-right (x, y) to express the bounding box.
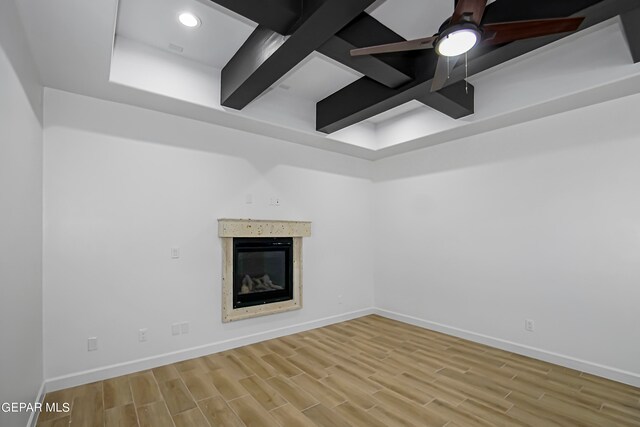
top-left (218, 219), bottom-right (311, 322)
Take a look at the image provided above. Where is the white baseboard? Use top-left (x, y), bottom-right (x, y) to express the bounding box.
top-left (374, 308), bottom-right (640, 388)
top-left (26, 381), bottom-right (46, 427)
top-left (45, 308), bottom-right (375, 392)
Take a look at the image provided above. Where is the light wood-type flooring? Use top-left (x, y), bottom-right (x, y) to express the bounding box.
top-left (37, 315), bottom-right (640, 426)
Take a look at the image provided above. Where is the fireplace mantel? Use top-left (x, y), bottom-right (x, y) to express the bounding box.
top-left (218, 219), bottom-right (311, 322)
top-left (218, 219), bottom-right (311, 238)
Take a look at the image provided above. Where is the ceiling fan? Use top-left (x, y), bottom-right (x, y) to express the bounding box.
top-left (351, 0), bottom-right (585, 92)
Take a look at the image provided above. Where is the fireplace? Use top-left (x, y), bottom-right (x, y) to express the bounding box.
top-left (219, 219), bottom-right (310, 322)
top-left (233, 237), bottom-right (294, 309)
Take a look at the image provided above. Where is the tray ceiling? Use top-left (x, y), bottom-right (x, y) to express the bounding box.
top-left (12, 0), bottom-right (640, 159)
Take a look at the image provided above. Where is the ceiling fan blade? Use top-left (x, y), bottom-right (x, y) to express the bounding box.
top-left (350, 36), bottom-right (437, 56)
top-left (482, 17), bottom-right (584, 46)
top-left (451, 0), bottom-right (487, 26)
top-left (431, 55), bottom-right (459, 92)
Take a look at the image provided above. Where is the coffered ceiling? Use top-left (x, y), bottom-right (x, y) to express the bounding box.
top-left (13, 0), bottom-right (640, 159)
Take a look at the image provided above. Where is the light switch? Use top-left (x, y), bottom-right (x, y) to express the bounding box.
top-left (88, 337), bottom-right (98, 351)
top-left (180, 322), bottom-right (190, 334)
top-left (171, 323), bottom-right (180, 336)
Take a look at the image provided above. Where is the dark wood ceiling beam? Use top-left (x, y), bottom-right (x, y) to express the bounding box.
top-left (620, 7), bottom-right (640, 63)
top-left (318, 13), bottom-right (415, 88)
top-left (316, 0), bottom-right (635, 134)
top-left (316, 72), bottom-right (474, 133)
top-left (417, 81), bottom-right (475, 119)
top-left (219, 0), bottom-right (376, 110)
top-left (207, 0), bottom-right (301, 35)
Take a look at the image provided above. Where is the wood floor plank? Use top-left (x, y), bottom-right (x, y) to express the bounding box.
top-left (157, 377), bottom-right (196, 415)
top-left (506, 390), bottom-right (586, 425)
top-left (458, 399), bottom-right (526, 427)
top-left (180, 370), bottom-right (220, 401)
top-left (129, 372), bottom-right (163, 406)
top-left (290, 373), bottom-right (346, 408)
top-left (302, 403), bottom-right (351, 427)
top-left (208, 369), bottom-right (247, 401)
top-left (349, 352), bottom-right (400, 376)
top-left (540, 393), bottom-right (628, 426)
top-left (172, 407), bottom-right (210, 427)
top-left (372, 389), bottom-right (448, 426)
top-left (104, 375), bottom-right (133, 409)
top-left (601, 403), bottom-right (640, 425)
top-left (266, 375), bottom-right (318, 411)
top-left (239, 375), bottom-right (287, 411)
top-left (262, 353), bottom-right (303, 377)
top-left (264, 339), bottom-right (297, 358)
top-left (270, 403), bottom-right (317, 427)
top-left (438, 367), bottom-right (511, 398)
top-left (208, 353), bottom-right (254, 379)
top-left (35, 416), bottom-right (71, 427)
top-left (347, 338), bottom-right (389, 359)
top-left (236, 352), bottom-right (278, 379)
top-left (368, 404), bottom-right (422, 427)
top-left (104, 403), bottom-right (138, 427)
top-left (434, 375), bottom-right (512, 412)
top-left (198, 396), bottom-right (243, 427)
top-left (579, 372), bottom-right (640, 398)
top-left (152, 365), bottom-right (181, 383)
top-left (369, 372), bottom-right (433, 405)
top-left (286, 353), bottom-right (329, 379)
top-left (506, 404), bottom-right (565, 427)
top-left (321, 374), bottom-right (378, 410)
top-left (399, 371), bottom-right (467, 405)
top-left (425, 398), bottom-right (493, 427)
top-left (136, 401), bottom-right (173, 427)
top-left (326, 364), bottom-right (380, 393)
top-left (174, 357), bottom-right (208, 373)
top-left (70, 383), bottom-right (104, 427)
top-left (330, 353), bottom-right (376, 377)
top-left (227, 395), bottom-right (280, 427)
top-left (334, 401), bottom-right (389, 427)
top-left (295, 345), bottom-right (336, 369)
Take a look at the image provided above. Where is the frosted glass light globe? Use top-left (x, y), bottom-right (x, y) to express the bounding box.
top-left (436, 29), bottom-right (479, 57)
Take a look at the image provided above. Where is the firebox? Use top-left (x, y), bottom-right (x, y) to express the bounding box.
top-left (233, 237), bottom-right (294, 309)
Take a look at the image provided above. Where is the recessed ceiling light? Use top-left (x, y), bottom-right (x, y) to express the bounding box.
top-left (178, 12), bottom-right (201, 28)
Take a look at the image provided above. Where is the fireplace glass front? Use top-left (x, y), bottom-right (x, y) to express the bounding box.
top-left (233, 237), bottom-right (294, 309)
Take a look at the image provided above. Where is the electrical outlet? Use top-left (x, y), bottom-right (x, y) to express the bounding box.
top-left (171, 323), bottom-right (181, 336)
top-left (171, 247), bottom-right (180, 259)
top-left (139, 328), bottom-right (148, 342)
top-left (525, 319), bottom-right (535, 332)
top-left (180, 321), bottom-right (190, 334)
top-left (88, 337), bottom-right (98, 351)
top-left (245, 194), bottom-right (253, 204)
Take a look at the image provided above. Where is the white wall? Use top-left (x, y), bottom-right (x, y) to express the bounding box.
top-left (373, 92), bottom-right (640, 386)
top-left (43, 89), bottom-right (374, 384)
top-left (0, 1), bottom-right (44, 426)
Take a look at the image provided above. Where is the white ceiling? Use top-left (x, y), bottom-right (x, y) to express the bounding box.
top-left (116, 0), bottom-right (255, 69)
top-left (271, 52), bottom-right (363, 102)
top-left (12, 0), bottom-right (640, 159)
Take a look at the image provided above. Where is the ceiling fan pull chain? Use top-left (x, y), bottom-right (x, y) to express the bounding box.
top-left (465, 52), bottom-right (468, 94)
top-left (447, 56), bottom-right (450, 78)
